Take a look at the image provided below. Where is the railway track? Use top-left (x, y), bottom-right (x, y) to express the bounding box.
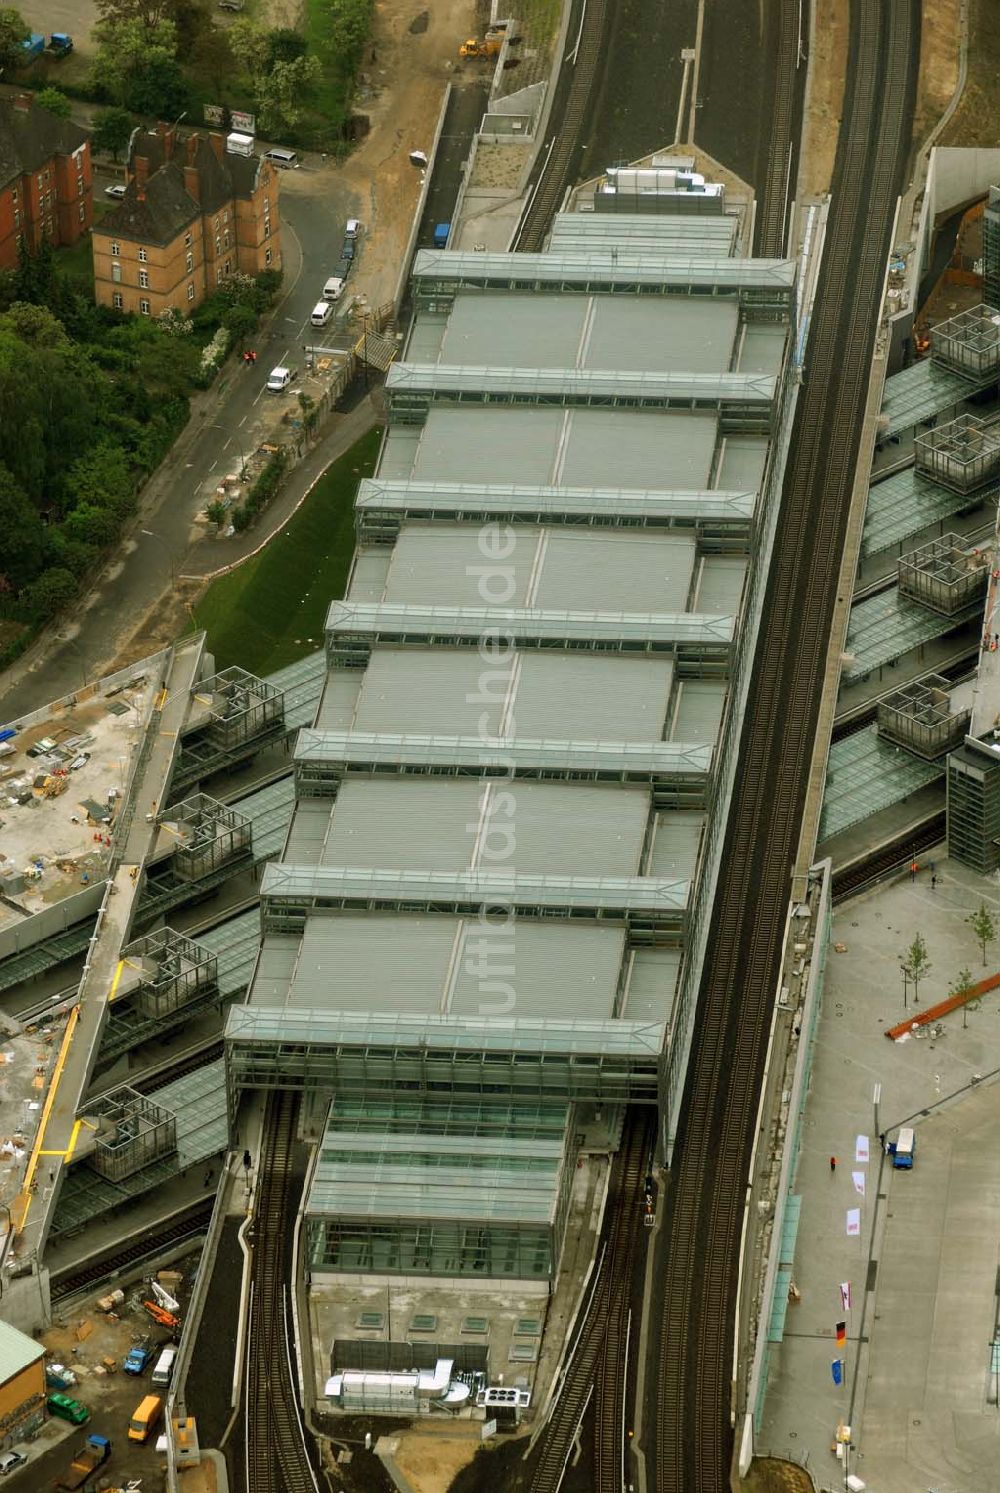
top-left (650, 1), bottom-right (920, 1488)
top-left (243, 1091), bottom-right (318, 1493)
top-left (523, 1114), bottom-right (651, 1493)
top-left (513, 0), bottom-right (609, 253)
top-left (832, 812), bottom-right (945, 903)
top-left (754, 0), bottom-right (801, 257)
top-left (50, 1200), bottom-right (213, 1302)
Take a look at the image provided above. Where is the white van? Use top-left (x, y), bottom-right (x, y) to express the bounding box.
top-left (266, 366), bottom-right (293, 392)
top-left (263, 147), bottom-right (299, 169)
top-left (322, 276), bottom-right (345, 302)
top-left (310, 301), bottom-right (334, 327)
top-left (151, 1346), bottom-right (176, 1388)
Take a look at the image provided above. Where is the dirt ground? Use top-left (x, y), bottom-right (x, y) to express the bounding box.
top-left (800, 0), bottom-right (848, 198)
top-left (943, 0), bottom-right (1000, 147)
top-left (741, 1456), bottom-right (814, 1493)
top-left (392, 1427), bottom-right (482, 1492)
top-left (914, 0), bottom-right (961, 145)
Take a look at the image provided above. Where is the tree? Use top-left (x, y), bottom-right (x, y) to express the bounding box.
top-left (92, 106), bottom-right (135, 162)
top-left (966, 901), bottom-right (996, 966)
top-left (35, 87), bottom-right (72, 120)
top-left (0, 462), bottom-right (45, 591)
top-left (228, 20), bottom-right (320, 133)
top-left (222, 301), bottom-right (257, 349)
top-left (949, 966), bottom-right (976, 1029)
top-left (899, 932), bottom-right (931, 1007)
top-left (24, 566), bottom-right (77, 620)
top-left (90, 16), bottom-right (187, 115)
top-left (205, 499), bottom-right (227, 528)
top-left (0, 6), bottom-right (28, 73)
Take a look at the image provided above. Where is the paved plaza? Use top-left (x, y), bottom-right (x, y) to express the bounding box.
top-left (759, 855), bottom-right (1000, 1493)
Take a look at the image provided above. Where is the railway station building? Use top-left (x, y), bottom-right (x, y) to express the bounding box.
top-left (223, 188), bottom-right (800, 1318)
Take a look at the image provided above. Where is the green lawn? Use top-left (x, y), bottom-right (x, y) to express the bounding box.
top-left (193, 426), bottom-right (380, 675)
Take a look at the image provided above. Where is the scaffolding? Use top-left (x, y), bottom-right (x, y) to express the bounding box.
top-left (166, 794), bottom-right (254, 882)
top-left (896, 532), bottom-right (991, 616)
top-left (931, 303), bottom-right (1000, 380)
top-left (174, 666), bottom-right (286, 789)
top-left (86, 1087), bottom-right (177, 1182)
top-left (120, 927), bottom-right (218, 1019)
top-left (914, 413), bottom-right (1000, 495)
top-left (876, 675), bottom-right (971, 761)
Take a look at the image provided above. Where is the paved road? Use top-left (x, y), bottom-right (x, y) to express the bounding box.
top-left (1, 152), bottom-right (369, 720)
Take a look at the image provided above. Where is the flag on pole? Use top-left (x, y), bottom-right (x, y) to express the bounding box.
top-left (846, 1208), bottom-right (861, 1236)
top-left (840, 1281), bottom-right (852, 1312)
top-left (855, 1135), bottom-right (870, 1163)
top-left (852, 1170), bottom-right (866, 1196)
top-left (836, 1321), bottom-right (847, 1347)
top-left (831, 1359), bottom-right (844, 1386)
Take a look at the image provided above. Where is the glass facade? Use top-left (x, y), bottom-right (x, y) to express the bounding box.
top-left (308, 1218), bottom-right (555, 1279)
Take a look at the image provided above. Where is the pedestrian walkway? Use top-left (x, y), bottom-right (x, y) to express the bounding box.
top-left (758, 855), bottom-right (1000, 1492)
top-left (12, 635), bottom-right (205, 1261)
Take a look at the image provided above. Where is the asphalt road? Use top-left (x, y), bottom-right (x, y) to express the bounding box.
top-left (1, 153), bottom-right (367, 722)
top-left (414, 81), bottom-right (491, 251)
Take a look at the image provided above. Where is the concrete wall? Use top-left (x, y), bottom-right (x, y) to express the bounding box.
top-left (0, 882), bottom-right (104, 966)
top-left (919, 147), bottom-right (1000, 271)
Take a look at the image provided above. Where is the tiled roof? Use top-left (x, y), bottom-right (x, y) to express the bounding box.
top-left (0, 98), bottom-right (88, 189)
top-left (97, 163), bottom-right (199, 247)
top-left (97, 128), bottom-right (264, 244)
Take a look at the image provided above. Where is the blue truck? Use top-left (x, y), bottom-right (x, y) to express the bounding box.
top-left (123, 1345), bottom-right (151, 1375)
top-left (47, 33), bottom-right (74, 57)
top-left (433, 222), bottom-right (450, 249)
top-left (20, 33), bottom-right (45, 62)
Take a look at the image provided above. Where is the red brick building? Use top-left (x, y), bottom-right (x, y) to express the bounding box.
top-left (0, 94), bottom-right (92, 270)
top-left (92, 123), bottom-right (282, 317)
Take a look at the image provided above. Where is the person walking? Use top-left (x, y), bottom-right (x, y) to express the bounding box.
top-left (830, 1155), bottom-right (838, 1173)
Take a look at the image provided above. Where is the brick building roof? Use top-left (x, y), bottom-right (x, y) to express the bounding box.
top-left (98, 127), bottom-right (264, 246)
top-left (0, 96), bottom-right (88, 190)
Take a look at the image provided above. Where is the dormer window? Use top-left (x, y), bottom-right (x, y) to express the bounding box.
top-left (138, 247), bottom-right (148, 263)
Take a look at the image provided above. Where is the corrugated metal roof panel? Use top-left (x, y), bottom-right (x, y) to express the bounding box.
top-left (285, 915), bottom-right (625, 1023)
top-left (695, 555), bottom-right (748, 612)
top-left (586, 296), bottom-right (738, 374)
top-left (321, 777), bottom-right (648, 877)
top-left (647, 810), bottom-right (705, 878)
top-left (0, 1320), bottom-right (42, 1382)
top-left (621, 946), bottom-right (681, 1023)
top-left (382, 525), bottom-right (698, 615)
top-left (717, 436), bottom-right (768, 489)
top-left (292, 915), bottom-right (457, 1012)
top-left (351, 648), bottom-right (675, 740)
top-left (670, 679), bottom-right (727, 742)
top-left (347, 551), bottom-right (391, 603)
top-left (315, 672), bottom-right (362, 731)
top-left (550, 211), bottom-right (737, 255)
top-left (559, 409), bottom-right (718, 489)
top-left (411, 408), bottom-right (564, 484)
top-left (441, 293), bottom-right (585, 368)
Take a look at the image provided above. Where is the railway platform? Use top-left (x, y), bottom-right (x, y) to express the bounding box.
top-left (757, 854), bottom-right (1000, 1492)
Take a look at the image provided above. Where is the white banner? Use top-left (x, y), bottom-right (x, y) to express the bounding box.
top-left (840, 1281), bottom-right (852, 1311)
top-left (846, 1208), bottom-right (861, 1237)
top-left (855, 1135), bottom-right (870, 1163)
top-left (852, 1170), bottom-right (866, 1196)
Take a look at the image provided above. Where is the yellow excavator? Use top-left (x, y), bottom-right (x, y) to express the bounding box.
top-left (459, 26), bottom-right (518, 59)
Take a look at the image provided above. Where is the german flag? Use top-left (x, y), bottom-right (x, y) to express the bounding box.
top-left (836, 1321), bottom-right (847, 1348)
